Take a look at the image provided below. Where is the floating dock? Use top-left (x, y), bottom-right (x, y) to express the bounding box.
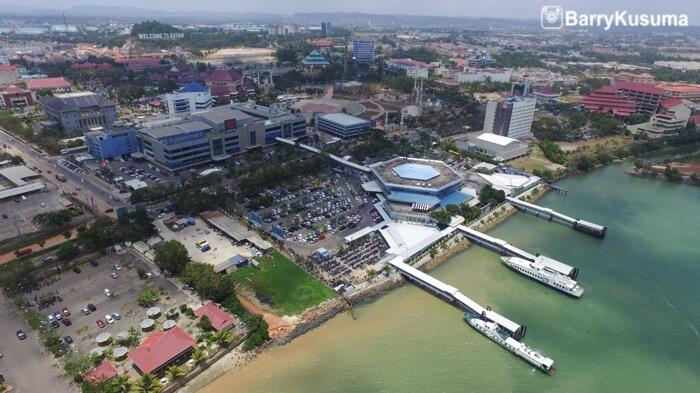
top-left (506, 196), bottom-right (607, 238)
top-left (387, 256), bottom-right (527, 341)
top-left (456, 225), bottom-right (578, 279)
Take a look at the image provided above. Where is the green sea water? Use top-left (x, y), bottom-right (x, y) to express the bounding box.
top-left (203, 162), bottom-right (700, 393)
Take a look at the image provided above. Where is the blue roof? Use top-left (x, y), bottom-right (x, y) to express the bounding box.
top-left (387, 190), bottom-right (441, 205)
top-left (393, 163), bottom-right (440, 181)
top-left (179, 83), bottom-right (209, 93)
top-left (439, 191), bottom-right (473, 208)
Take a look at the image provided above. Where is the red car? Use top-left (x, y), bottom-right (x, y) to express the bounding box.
top-left (62, 318), bottom-right (72, 326)
top-left (96, 319), bottom-right (106, 328)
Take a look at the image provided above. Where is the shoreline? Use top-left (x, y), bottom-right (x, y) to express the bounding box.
top-left (178, 185), bottom-right (552, 392)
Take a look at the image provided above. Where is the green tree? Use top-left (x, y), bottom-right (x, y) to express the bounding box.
top-left (212, 329), bottom-right (233, 346)
top-left (478, 184), bottom-right (506, 206)
top-left (664, 166), bottom-right (683, 182)
top-left (191, 347), bottom-right (207, 364)
top-left (32, 209), bottom-right (74, 229)
top-left (63, 353), bottom-right (93, 380)
top-left (132, 372), bottom-right (162, 393)
top-left (57, 241), bottom-right (80, 261)
top-left (154, 240), bottom-right (190, 275)
top-left (136, 288), bottom-right (159, 307)
top-left (197, 315), bottom-right (213, 331)
top-left (110, 374), bottom-right (132, 392)
top-left (165, 364), bottom-right (185, 381)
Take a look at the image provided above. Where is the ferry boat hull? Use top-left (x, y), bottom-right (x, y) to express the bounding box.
top-left (502, 257), bottom-right (584, 298)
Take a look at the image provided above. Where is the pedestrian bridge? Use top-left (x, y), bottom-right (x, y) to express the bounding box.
top-left (275, 137), bottom-right (371, 173)
top-left (506, 196), bottom-right (607, 238)
top-left (387, 256), bottom-right (526, 341)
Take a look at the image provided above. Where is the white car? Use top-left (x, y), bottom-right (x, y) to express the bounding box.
top-left (104, 288), bottom-right (113, 297)
top-left (113, 264), bottom-right (122, 271)
top-left (105, 314), bottom-right (114, 324)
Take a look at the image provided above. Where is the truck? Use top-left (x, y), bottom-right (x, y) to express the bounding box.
top-left (55, 173), bottom-right (67, 182)
top-left (15, 248), bottom-right (32, 257)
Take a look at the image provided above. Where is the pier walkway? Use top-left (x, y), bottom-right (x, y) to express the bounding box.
top-left (456, 225), bottom-right (579, 279)
top-left (506, 196), bottom-right (607, 238)
top-left (387, 256), bottom-right (526, 340)
top-left (275, 137), bottom-right (371, 173)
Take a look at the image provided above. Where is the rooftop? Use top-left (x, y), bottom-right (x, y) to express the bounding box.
top-left (0, 165), bottom-right (39, 186)
top-left (371, 157), bottom-right (462, 190)
top-left (128, 326), bottom-right (195, 374)
top-left (143, 120), bottom-right (210, 139)
top-left (39, 92), bottom-right (115, 112)
top-left (320, 112), bottom-right (371, 127)
top-left (179, 82), bottom-right (209, 93)
top-left (83, 362), bottom-right (117, 383)
top-left (27, 77), bottom-right (71, 90)
top-left (476, 132), bottom-right (520, 147)
top-left (195, 303), bottom-right (235, 331)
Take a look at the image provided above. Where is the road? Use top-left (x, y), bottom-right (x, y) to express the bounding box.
top-left (0, 126), bottom-right (125, 215)
top-left (0, 293), bottom-right (76, 393)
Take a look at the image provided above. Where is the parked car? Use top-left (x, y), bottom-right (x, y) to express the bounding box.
top-left (61, 318), bottom-right (72, 326)
top-left (16, 330), bottom-right (26, 340)
top-left (96, 319), bottom-right (106, 328)
top-left (64, 336), bottom-right (73, 344)
top-left (54, 312), bottom-right (62, 321)
top-left (104, 289), bottom-right (113, 297)
top-left (62, 307), bottom-right (70, 316)
top-left (90, 260), bottom-right (98, 267)
top-left (50, 320), bottom-right (60, 329)
top-left (113, 264), bottom-right (122, 271)
top-left (111, 312), bottom-right (121, 320)
top-left (111, 272), bottom-right (119, 279)
top-left (105, 315), bottom-right (114, 324)
top-left (81, 307), bottom-right (91, 315)
top-left (145, 272), bottom-right (153, 279)
top-left (72, 267), bottom-right (81, 274)
top-left (87, 304), bottom-right (97, 312)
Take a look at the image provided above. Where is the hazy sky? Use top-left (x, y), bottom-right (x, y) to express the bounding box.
top-left (10, 0), bottom-right (699, 19)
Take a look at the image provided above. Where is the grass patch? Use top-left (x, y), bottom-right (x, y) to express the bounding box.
top-left (229, 251), bottom-right (334, 316)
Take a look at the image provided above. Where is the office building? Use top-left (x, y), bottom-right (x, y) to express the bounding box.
top-left (614, 71), bottom-right (655, 84)
top-left (353, 40), bottom-right (375, 63)
top-left (85, 126), bottom-right (139, 160)
top-left (614, 80), bottom-right (663, 115)
top-left (455, 68), bottom-right (510, 83)
top-left (467, 54), bottom-right (496, 68)
top-left (40, 92), bottom-right (117, 134)
top-left (0, 64), bottom-right (20, 87)
top-left (386, 58), bottom-right (432, 78)
top-left (656, 83), bottom-right (700, 100)
top-left (321, 22), bottom-right (332, 37)
top-left (483, 97), bottom-right (536, 140)
top-left (581, 86), bottom-right (636, 118)
top-left (165, 83), bottom-right (213, 116)
top-left (136, 102), bottom-right (306, 174)
top-left (1, 85), bottom-right (34, 107)
top-left (317, 113), bottom-right (372, 139)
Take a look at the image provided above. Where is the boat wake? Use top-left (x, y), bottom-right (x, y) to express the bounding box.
top-left (648, 277), bottom-right (700, 339)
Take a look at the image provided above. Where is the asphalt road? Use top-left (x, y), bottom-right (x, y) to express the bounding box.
top-left (0, 293), bottom-right (75, 393)
top-left (0, 127), bottom-right (125, 214)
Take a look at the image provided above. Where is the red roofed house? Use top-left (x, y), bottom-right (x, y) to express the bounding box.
top-left (83, 361), bottom-right (118, 384)
top-left (128, 326), bottom-right (195, 374)
top-left (581, 86), bottom-right (636, 118)
top-left (614, 80), bottom-right (663, 115)
top-left (116, 57), bottom-right (162, 72)
top-left (204, 69), bottom-right (243, 102)
top-left (533, 86), bottom-right (561, 103)
top-left (1, 85), bottom-right (34, 107)
top-left (195, 303), bottom-right (235, 331)
top-left (27, 77), bottom-right (72, 93)
top-left (0, 64), bottom-right (20, 87)
top-left (71, 62), bottom-right (113, 72)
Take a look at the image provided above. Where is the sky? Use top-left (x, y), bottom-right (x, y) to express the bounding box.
top-left (8, 0), bottom-right (699, 19)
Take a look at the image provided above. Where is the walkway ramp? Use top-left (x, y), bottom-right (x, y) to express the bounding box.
top-left (276, 137), bottom-right (371, 173)
top-left (506, 196), bottom-right (607, 238)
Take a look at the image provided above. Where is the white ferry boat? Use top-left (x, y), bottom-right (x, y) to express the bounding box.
top-left (502, 256), bottom-right (584, 298)
top-left (465, 312), bottom-right (556, 375)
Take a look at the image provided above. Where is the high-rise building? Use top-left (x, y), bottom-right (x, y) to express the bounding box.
top-left (164, 83), bottom-right (213, 116)
top-left (85, 126), bottom-right (139, 160)
top-left (353, 40), bottom-right (375, 63)
top-left (483, 97), bottom-right (536, 140)
top-left (321, 22), bottom-right (332, 37)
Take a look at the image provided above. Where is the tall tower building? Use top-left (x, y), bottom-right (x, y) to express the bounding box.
top-left (483, 97), bottom-right (536, 140)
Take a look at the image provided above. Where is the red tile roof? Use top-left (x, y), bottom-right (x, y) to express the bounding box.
top-left (615, 80), bottom-right (662, 95)
top-left (0, 64), bottom-right (17, 71)
top-left (84, 362), bottom-right (118, 383)
top-left (195, 303), bottom-right (235, 331)
top-left (660, 97), bottom-right (683, 110)
top-left (27, 77), bottom-right (71, 91)
top-left (206, 69), bottom-right (242, 82)
top-left (2, 85), bottom-right (27, 94)
top-left (128, 326), bottom-right (195, 374)
top-left (581, 87), bottom-right (636, 117)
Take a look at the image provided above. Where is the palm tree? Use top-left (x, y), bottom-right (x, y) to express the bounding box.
top-left (165, 364), bottom-right (185, 381)
top-left (110, 374), bottom-right (132, 393)
top-left (131, 372), bottom-right (162, 393)
top-left (211, 330), bottom-right (234, 347)
top-left (191, 348), bottom-right (207, 364)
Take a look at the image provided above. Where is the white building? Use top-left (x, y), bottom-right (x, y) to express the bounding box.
top-left (455, 68), bottom-right (511, 83)
top-left (458, 133), bottom-right (529, 162)
top-left (483, 97), bottom-right (536, 140)
top-left (164, 83), bottom-right (213, 116)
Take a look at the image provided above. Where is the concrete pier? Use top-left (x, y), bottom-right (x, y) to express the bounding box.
top-left (506, 196), bottom-right (607, 238)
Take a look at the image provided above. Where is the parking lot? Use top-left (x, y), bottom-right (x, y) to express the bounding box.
top-left (0, 183), bottom-right (76, 241)
top-left (242, 170), bottom-right (382, 255)
top-left (155, 217), bottom-right (255, 267)
top-left (23, 251), bottom-right (193, 356)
